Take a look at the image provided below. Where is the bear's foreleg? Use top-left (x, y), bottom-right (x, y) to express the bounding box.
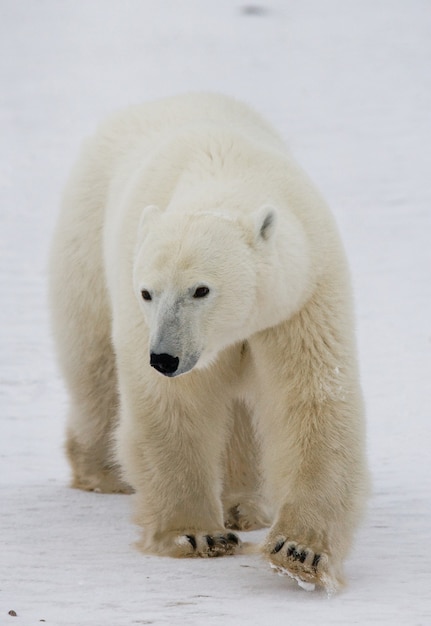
top-left (115, 370), bottom-right (242, 558)
top-left (251, 293), bottom-right (368, 591)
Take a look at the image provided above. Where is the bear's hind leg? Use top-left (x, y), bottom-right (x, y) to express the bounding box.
top-left (63, 343), bottom-right (132, 494)
top-left (62, 334), bottom-right (132, 494)
top-left (50, 229), bottom-right (131, 494)
top-left (222, 401), bottom-right (271, 531)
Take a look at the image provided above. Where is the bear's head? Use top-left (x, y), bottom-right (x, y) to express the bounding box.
top-left (133, 204), bottom-right (281, 377)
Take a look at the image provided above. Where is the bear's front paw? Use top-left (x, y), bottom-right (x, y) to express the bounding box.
top-left (264, 535), bottom-right (337, 594)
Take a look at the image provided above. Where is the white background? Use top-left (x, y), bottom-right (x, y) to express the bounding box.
top-left (1, 1), bottom-right (430, 624)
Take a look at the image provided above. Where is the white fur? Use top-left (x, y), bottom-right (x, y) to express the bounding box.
top-left (49, 93), bottom-right (368, 590)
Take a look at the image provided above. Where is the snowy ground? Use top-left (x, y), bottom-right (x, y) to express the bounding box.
top-left (1, 1), bottom-right (430, 624)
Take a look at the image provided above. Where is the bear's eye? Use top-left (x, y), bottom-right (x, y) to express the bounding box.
top-left (193, 286), bottom-right (210, 299)
top-left (141, 289), bottom-right (152, 301)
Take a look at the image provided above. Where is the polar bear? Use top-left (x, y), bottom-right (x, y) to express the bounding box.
top-left (49, 93), bottom-right (368, 592)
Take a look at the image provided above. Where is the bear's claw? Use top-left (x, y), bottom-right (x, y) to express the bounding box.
top-left (271, 539), bottom-right (318, 565)
top-left (185, 534), bottom-right (197, 550)
top-left (177, 531), bottom-right (241, 557)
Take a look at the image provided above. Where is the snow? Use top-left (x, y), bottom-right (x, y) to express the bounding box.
top-left (270, 564), bottom-right (316, 593)
top-left (1, 0), bottom-right (430, 624)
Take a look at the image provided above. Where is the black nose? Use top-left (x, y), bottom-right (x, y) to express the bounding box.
top-left (150, 352), bottom-right (179, 376)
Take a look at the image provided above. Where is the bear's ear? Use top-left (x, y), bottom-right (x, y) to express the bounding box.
top-left (253, 205), bottom-right (277, 243)
top-left (138, 204), bottom-right (162, 234)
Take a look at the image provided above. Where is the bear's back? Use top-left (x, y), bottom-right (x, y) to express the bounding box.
top-left (93, 93), bottom-right (285, 163)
